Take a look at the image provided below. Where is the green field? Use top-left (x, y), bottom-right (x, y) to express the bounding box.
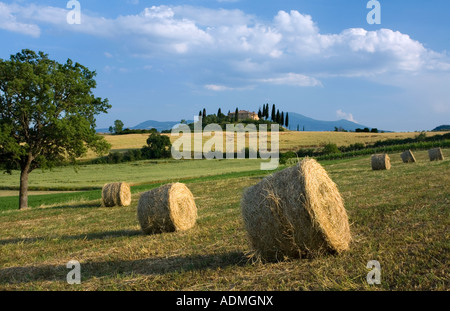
top-left (0, 149), bottom-right (449, 290)
top-left (0, 159), bottom-right (264, 190)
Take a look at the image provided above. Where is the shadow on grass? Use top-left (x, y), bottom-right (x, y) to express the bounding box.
top-left (48, 201), bottom-right (102, 210)
top-left (0, 229), bottom-right (142, 245)
top-left (0, 251), bottom-right (248, 284)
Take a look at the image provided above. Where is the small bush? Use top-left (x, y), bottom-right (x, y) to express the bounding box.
top-left (322, 143), bottom-right (340, 155)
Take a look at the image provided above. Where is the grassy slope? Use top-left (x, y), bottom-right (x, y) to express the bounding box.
top-left (0, 159), bottom-right (263, 190)
top-left (0, 169), bottom-right (273, 212)
top-left (0, 149), bottom-right (448, 290)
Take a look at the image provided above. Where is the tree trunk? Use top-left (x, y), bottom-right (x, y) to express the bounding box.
top-left (19, 155), bottom-right (33, 210)
top-left (19, 169), bottom-right (29, 210)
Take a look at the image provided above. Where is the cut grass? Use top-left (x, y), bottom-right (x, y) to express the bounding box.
top-left (0, 169), bottom-right (275, 212)
top-left (0, 149), bottom-right (448, 290)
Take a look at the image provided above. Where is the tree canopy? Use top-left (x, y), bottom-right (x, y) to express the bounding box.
top-left (0, 49), bottom-right (111, 209)
top-left (141, 132), bottom-right (172, 159)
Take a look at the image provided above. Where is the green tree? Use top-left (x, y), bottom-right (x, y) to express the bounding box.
top-left (322, 143), bottom-right (340, 155)
top-left (271, 104), bottom-right (276, 121)
top-left (281, 111), bottom-right (284, 126)
top-left (141, 132), bottom-right (172, 159)
top-left (0, 49), bottom-right (111, 209)
top-left (113, 119), bottom-right (124, 134)
top-left (235, 107), bottom-right (239, 122)
top-left (285, 112), bottom-right (289, 128)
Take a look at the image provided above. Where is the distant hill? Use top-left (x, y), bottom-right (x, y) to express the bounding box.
top-left (131, 120), bottom-right (194, 132)
top-left (97, 113), bottom-right (373, 133)
top-left (96, 120), bottom-right (192, 133)
top-left (286, 112), bottom-right (372, 132)
top-left (432, 125), bottom-right (450, 131)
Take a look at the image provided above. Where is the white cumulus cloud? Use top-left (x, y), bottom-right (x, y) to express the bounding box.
top-left (0, 2), bottom-right (40, 37)
top-left (204, 84), bottom-right (232, 91)
top-left (336, 109), bottom-right (357, 123)
top-left (259, 73), bottom-right (322, 87)
top-left (1, 2), bottom-right (449, 89)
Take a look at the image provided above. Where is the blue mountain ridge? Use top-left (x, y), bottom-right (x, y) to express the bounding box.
top-left (97, 113), bottom-right (373, 132)
top-left (286, 112), bottom-right (371, 131)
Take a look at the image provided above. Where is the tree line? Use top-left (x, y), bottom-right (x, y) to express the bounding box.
top-left (196, 103), bottom-right (289, 129)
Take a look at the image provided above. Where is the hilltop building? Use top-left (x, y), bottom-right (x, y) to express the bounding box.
top-left (228, 110), bottom-right (260, 121)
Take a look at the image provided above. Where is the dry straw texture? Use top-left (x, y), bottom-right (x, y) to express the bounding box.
top-left (102, 182), bottom-right (131, 207)
top-left (428, 148), bottom-right (444, 161)
top-left (371, 154), bottom-right (391, 170)
top-left (401, 150), bottom-right (416, 163)
top-left (241, 158), bottom-right (351, 262)
top-left (137, 183), bottom-right (197, 234)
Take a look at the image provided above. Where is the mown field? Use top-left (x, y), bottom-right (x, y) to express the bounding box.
top-left (0, 149), bottom-right (448, 290)
top-left (81, 131), bottom-right (449, 159)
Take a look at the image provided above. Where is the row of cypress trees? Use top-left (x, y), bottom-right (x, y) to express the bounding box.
top-left (198, 104), bottom-right (289, 127)
top-left (258, 103), bottom-right (289, 127)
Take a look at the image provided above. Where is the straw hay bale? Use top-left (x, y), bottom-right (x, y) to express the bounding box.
top-left (241, 158), bottom-right (351, 261)
top-left (401, 150), bottom-right (416, 163)
top-left (428, 148), bottom-right (444, 161)
top-left (137, 183), bottom-right (197, 234)
top-left (371, 154), bottom-right (391, 170)
top-left (102, 182), bottom-right (131, 207)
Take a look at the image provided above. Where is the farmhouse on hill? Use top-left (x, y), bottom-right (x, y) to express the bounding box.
top-left (228, 110), bottom-right (260, 121)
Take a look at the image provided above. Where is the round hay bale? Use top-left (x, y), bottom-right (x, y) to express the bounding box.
top-left (241, 158), bottom-right (351, 261)
top-left (428, 148), bottom-right (444, 161)
top-left (401, 150), bottom-right (416, 163)
top-left (137, 183), bottom-right (197, 234)
top-left (102, 182), bottom-right (131, 207)
top-left (371, 154), bottom-right (391, 170)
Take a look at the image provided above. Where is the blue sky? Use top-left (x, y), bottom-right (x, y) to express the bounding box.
top-left (1, 0), bottom-right (449, 131)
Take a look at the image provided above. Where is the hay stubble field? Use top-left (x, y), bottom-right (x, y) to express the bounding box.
top-left (81, 131), bottom-right (448, 159)
top-left (0, 147), bottom-right (448, 291)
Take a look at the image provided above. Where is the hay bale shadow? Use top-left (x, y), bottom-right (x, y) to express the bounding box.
top-left (0, 229), bottom-right (142, 246)
top-left (0, 251), bottom-right (247, 285)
